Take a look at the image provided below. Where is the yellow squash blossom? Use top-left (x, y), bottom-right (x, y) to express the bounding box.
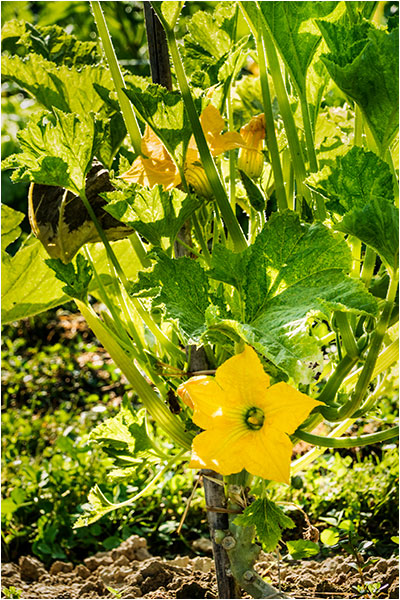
top-left (120, 105), bottom-right (247, 197)
top-left (237, 113), bottom-right (266, 179)
top-left (177, 345), bottom-right (322, 484)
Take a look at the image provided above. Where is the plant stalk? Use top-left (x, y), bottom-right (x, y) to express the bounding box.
top-left (90, 0), bottom-right (142, 154)
top-left (256, 32), bottom-right (287, 211)
top-left (164, 32), bottom-right (248, 252)
top-left (337, 272), bottom-right (398, 419)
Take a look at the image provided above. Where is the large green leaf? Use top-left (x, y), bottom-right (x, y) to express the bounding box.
top-left (131, 250), bottom-right (210, 343)
top-left (319, 22), bottom-right (399, 152)
top-left (103, 184), bottom-right (201, 249)
top-left (306, 146), bottom-right (394, 214)
top-left (207, 211), bottom-right (378, 382)
top-left (1, 20), bottom-right (100, 66)
top-left (257, 1), bottom-right (338, 96)
top-left (1, 232), bottom-right (142, 324)
top-left (306, 146), bottom-right (398, 272)
top-left (2, 109), bottom-right (97, 194)
top-left (2, 53), bottom-right (113, 115)
top-left (337, 201), bottom-right (399, 274)
top-left (132, 212), bottom-right (377, 383)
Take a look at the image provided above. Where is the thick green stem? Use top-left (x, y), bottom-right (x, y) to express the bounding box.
top-left (344, 338), bottom-right (399, 388)
top-left (76, 300), bottom-right (192, 449)
top-left (227, 94), bottom-right (237, 210)
top-left (165, 33), bottom-right (247, 252)
top-left (337, 272), bottom-right (398, 419)
top-left (260, 28), bottom-right (311, 210)
top-left (318, 354), bottom-right (358, 408)
top-left (299, 92), bottom-right (318, 173)
top-left (256, 33), bottom-right (287, 211)
top-left (295, 425), bottom-right (399, 448)
top-left (291, 418), bottom-right (356, 475)
top-left (334, 311), bottom-right (359, 359)
top-left (90, 0), bottom-right (142, 154)
top-left (361, 246), bottom-right (376, 287)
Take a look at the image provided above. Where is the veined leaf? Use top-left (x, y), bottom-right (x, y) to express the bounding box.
top-left (207, 211), bottom-right (378, 383)
top-left (90, 403), bottom-right (153, 465)
top-left (2, 109), bottom-right (96, 194)
top-left (306, 146), bottom-right (394, 214)
top-left (46, 254), bottom-right (93, 302)
top-left (256, 1), bottom-right (338, 97)
top-left (103, 184), bottom-right (201, 249)
top-left (2, 53), bottom-right (113, 115)
top-left (1, 20), bottom-right (100, 66)
top-left (306, 146), bottom-right (398, 272)
top-left (319, 23), bottom-right (399, 152)
top-left (234, 498), bottom-right (295, 553)
top-left (337, 201), bottom-right (399, 274)
top-left (131, 250), bottom-right (210, 343)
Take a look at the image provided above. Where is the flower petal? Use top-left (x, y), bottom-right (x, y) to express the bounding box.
top-left (189, 426), bottom-right (249, 474)
top-left (215, 345), bottom-right (270, 408)
top-left (240, 426), bottom-right (293, 483)
top-left (263, 382), bottom-right (323, 435)
top-left (177, 376), bottom-right (240, 429)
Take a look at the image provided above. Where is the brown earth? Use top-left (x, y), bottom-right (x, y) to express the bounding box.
top-left (1, 535), bottom-right (398, 599)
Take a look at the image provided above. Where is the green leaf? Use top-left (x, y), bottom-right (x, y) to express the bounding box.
top-left (1, 237), bottom-right (142, 324)
top-left (337, 200), bottom-right (399, 273)
top-left (1, 20), bottom-right (100, 66)
top-left (1, 204), bottom-right (24, 252)
top-left (3, 109), bottom-right (96, 194)
top-left (319, 24), bottom-right (399, 152)
top-left (234, 498), bottom-right (295, 553)
top-left (123, 82), bottom-right (193, 169)
top-left (306, 146), bottom-right (395, 214)
top-left (286, 539), bottom-right (320, 560)
top-left (131, 251), bottom-right (210, 342)
top-left (183, 5), bottom-right (247, 91)
top-left (90, 402), bottom-right (152, 466)
top-left (239, 170), bottom-right (266, 211)
top-left (257, 1), bottom-right (338, 96)
top-left (306, 147), bottom-right (399, 272)
top-left (2, 53), bottom-right (113, 115)
top-left (45, 254), bottom-right (93, 301)
top-left (320, 528), bottom-right (340, 546)
top-left (207, 211), bottom-right (378, 383)
top-left (151, 1), bottom-right (184, 31)
top-left (103, 184), bottom-right (201, 248)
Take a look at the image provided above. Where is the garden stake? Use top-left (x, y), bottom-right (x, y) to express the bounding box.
top-left (142, 16), bottom-right (241, 595)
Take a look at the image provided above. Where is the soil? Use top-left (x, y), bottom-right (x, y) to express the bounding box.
top-left (1, 535), bottom-right (398, 599)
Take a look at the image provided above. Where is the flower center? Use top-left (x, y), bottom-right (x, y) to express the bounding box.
top-left (245, 407), bottom-right (265, 430)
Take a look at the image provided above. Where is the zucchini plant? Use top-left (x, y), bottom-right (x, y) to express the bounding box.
top-left (1, 1), bottom-right (398, 597)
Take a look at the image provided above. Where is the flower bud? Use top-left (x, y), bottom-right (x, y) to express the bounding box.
top-left (185, 162), bottom-right (214, 198)
top-left (237, 114), bottom-right (266, 179)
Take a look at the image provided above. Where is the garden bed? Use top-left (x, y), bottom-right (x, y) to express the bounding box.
top-left (2, 534), bottom-right (398, 599)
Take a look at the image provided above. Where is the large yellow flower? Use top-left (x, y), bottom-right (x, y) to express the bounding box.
top-left (120, 105), bottom-right (247, 197)
top-left (177, 345), bottom-right (322, 483)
